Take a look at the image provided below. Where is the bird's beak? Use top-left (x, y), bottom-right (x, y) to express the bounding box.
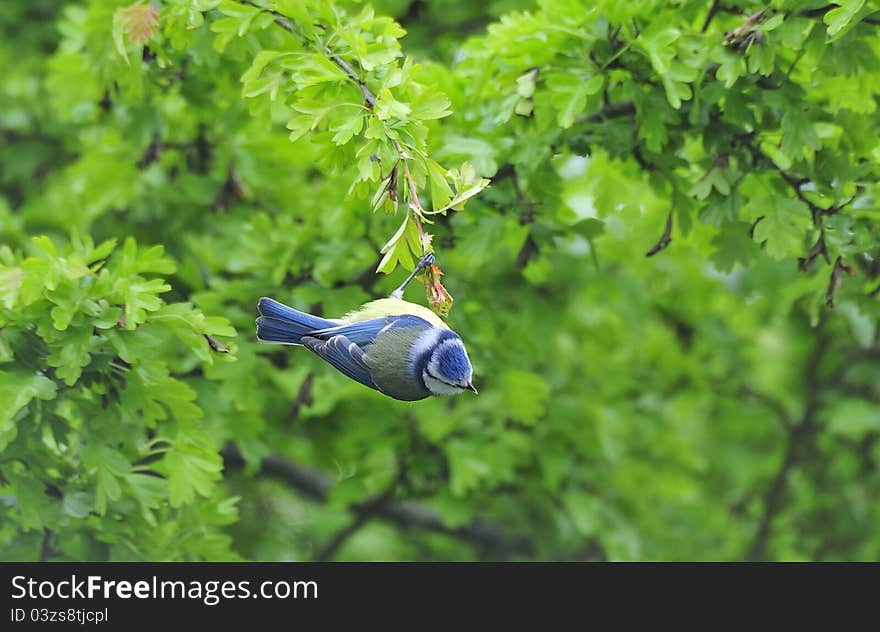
top-left (467, 382), bottom-right (478, 394)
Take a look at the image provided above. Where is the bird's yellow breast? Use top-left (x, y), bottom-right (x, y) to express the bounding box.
top-left (340, 298), bottom-right (448, 329)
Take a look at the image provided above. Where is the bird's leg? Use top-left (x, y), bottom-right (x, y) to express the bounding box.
top-left (390, 252), bottom-right (435, 299)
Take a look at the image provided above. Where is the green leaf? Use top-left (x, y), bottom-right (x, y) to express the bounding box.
top-left (546, 73), bottom-right (604, 128)
top-left (824, 0), bottom-right (866, 39)
top-left (425, 159), bottom-right (453, 211)
top-left (502, 370), bottom-right (550, 425)
top-left (112, 9), bottom-right (130, 66)
top-left (164, 440), bottom-right (223, 507)
top-left (751, 198), bottom-right (811, 259)
top-left (374, 88), bottom-right (411, 121)
top-left (329, 113), bottom-right (365, 145)
top-left (82, 445), bottom-right (130, 515)
top-left (781, 108), bottom-right (821, 162)
top-left (0, 372), bottom-right (57, 451)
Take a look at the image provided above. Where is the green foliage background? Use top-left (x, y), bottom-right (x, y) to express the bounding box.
top-left (1, 0), bottom-right (879, 561)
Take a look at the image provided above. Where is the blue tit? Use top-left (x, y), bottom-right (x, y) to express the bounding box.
top-left (255, 253), bottom-right (477, 401)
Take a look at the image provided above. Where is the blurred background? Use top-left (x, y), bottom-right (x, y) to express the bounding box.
top-left (1, 0), bottom-right (879, 561)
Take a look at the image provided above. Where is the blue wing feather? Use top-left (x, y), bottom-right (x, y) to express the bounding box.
top-left (309, 315), bottom-right (432, 346)
top-left (301, 334), bottom-right (377, 390)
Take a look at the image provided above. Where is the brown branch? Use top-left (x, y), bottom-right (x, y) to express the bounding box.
top-left (316, 459), bottom-right (409, 561)
top-left (747, 323), bottom-right (827, 560)
top-left (397, 148), bottom-right (424, 214)
top-left (835, 383), bottom-right (880, 404)
top-left (204, 334), bottom-right (229, 353)
top-left (748, 215), bottom-right (765, 240)
top-left (289, 373), bottom-right (314, 419)
top-left (826, 256), bottom-right (854, 308)
top-left (515, 233), bottom-right (539, 270)
top-left (314, 511), bottom-right (373, 561)
top-left (798, 231), bottom-right (830, 271)
top-left (747, 429), bottom-right (798, 560)
top-left (724, 8), bottom-right (767, 46)
top-left (221, 447), bottom-right (534, 556)
top-left (645, 209), bottom-right (674, 257)
top-left (743, 141), bottom-right (834, 226)
top-left (39, 528), bottom-right (57, 562)
top-left (777, 169), bottom-right (823, 225)
top-left (739, 386), bottom-right (794, 430)
top-left (702, 0), bottom-right (722, 32)
top-left (327, 52), bottom-right (376, 108)
top-left (395, 142), bottom-right (430, 251)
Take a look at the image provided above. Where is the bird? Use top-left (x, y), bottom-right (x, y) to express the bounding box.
top-left (255, 253), bottom-right (477, 401)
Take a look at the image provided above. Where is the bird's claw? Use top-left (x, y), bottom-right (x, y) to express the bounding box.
top-left (390, 251), bottom-right (436, 298)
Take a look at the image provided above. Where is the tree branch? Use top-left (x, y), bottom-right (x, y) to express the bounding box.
top-left (826, 256), bottom-right (854, 308)
top-left (39, 528), bottom-right (57, 562)
top-left (327, 53), bottom-right (376, 108)
top-left (221, 447), bottom-right (534, 557)
top-left (645, 208), bottom-right (674, 257)
top-left (747, 323), bottom-right (827, 560)
top-left (702, 0), bottom-right (722, 33)
top-left (739, 386), bottom-right (794, 430)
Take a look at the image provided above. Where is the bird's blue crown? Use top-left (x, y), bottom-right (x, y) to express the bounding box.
top-left (433, 338), bottom-right (471, 382)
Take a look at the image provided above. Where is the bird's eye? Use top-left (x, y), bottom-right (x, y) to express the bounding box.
top-left (429, 372), bottom-right (462, 388)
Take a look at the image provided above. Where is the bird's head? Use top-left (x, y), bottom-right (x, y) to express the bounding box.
top-left (421, 333), bottom-right (477, 396)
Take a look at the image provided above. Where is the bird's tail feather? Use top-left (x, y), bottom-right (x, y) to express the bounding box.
top-left (256, 297), bottom-right (335, 344)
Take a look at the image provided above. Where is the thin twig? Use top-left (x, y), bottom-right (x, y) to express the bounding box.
top-left (747, 323), bottom-right (826, 560)
top-left (39, 529), bottom-right (55, 562)
top-left (327, 51), bottom-right (376, 108)
top-left (724, 8), bottom-right (767, 45)
top-left (204, 334), bottom-right (229, 352)
top-left (702, 0), bottom-right (722, 32)
top-left (798, 231), bottom-right (830, 271)
top-left (826, 256), bottom-right (854, 308)
top-left (739, 386), bottom-right (794, 430)
top-left (394, 141), bottom-right (429, 247)
top-left (645, 208), bottom-right (674, 257)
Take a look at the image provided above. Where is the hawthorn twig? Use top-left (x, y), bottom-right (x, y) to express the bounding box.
top-left (204, 334), bottom-right (230, 353)
top-left (743, 141), bottom-right (832, 226)
top-left (289, 373), bottom-right (314, 420)
top-left (394, 140), bottom-right (430, 250)
top-left (739, 386), bottom-right (794, 430)
top-left (826, 256), bottom-right (854, 308)
top-left (328, 52), bottom-right (376, 108)
top-left (39, 529), bottom-right (59, 562)
top-left (798, 231), bottom-right (830, 271)
top-left (747, 321), bottom-right (826, 560)
top-left (702, 0), bottom-right (722, 32)
top-left (748, 215), bottom-right (765, 240)
top-left (724, 8), bottom-right (767, 46)
top-left (645, 208), bottom-right (674, 257)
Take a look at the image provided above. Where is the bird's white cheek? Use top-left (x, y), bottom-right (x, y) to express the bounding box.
top-left (422, 372), bottom-right (464, 396)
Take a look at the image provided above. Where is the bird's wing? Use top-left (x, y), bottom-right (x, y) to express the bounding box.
top-left (308, 314), bottom-right (432, 346)
top-left (300, 334), bottom-right (377, 390)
